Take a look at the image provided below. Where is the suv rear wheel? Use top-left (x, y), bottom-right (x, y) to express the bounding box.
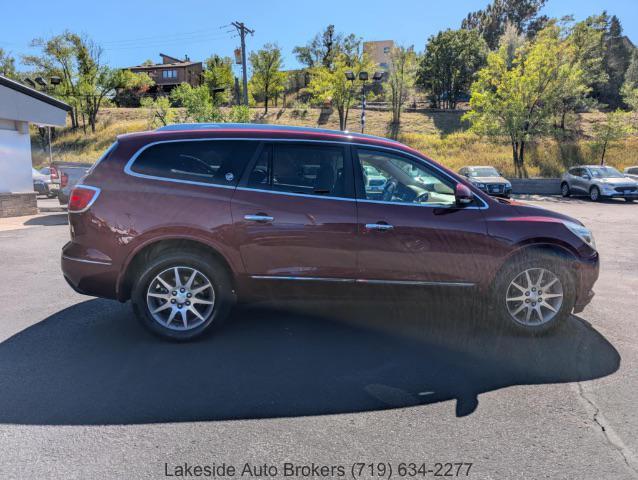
top-left (132, 250), bottom-right (233, 341)
top-left (492, 252), bottom-right (575, 335)
top-left (560, 182), bottom-right (570, 197)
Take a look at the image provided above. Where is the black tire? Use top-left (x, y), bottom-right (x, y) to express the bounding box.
top-left (589, 186), bottom-right (601, 202)
top-left (491, 251), bottom-right (575, 336)
top-left (560, 182), bottom-right (570, 198)
top-left (131, 250), bottom-right (234, 341)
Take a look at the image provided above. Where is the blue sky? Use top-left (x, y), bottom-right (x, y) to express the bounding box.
top-left (2, 0), bottom-right (637, 75)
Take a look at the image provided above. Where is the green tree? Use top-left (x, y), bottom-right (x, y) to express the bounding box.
top-left (23, 32), bottom-right (82, 128)
top-left (553, 15), bottom-right (609, 133)
top-left (464, 24), bottom-right (587, 177)
top-left (387, 46), bottom-right (417, 124)
top-left (71, 34), bottom-right (152, 132)
top-left (292, 25), bottom-right (361, 70)
top-left (594, 14), bottom-right (632, 107)
top-left (170, 83), bottom-right (223, 122)
top-left (591, 110), bottom-right (633, 165)
top-left (417, 29), bottom-right (488, 109)
top-left (249, 43), bottom-right (284, 114)
top-left (140, 96), bottom-right (174, 128)
top-left (203, 55), bottom-right (234, 105)
top-left (621, 49), bottom-right (638, 111)
top-left (23, 32), bottom-right (152, 132)
top-left (308, 50), bottom-right (374, 131)
top-left (0, 48), bottom-right (17, 79)
top-left (461, 0), bottom-right (548, 49)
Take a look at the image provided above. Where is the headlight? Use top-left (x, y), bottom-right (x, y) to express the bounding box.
top-left (472, 182), bottom-right (485, 189)
top-left (564, 221), bottom-right (596, 250)
top-left (505, 182), bottom-right (512, 189)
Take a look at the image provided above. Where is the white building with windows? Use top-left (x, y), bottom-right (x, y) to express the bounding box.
top-left (0, 75), bottom-right (70, 217)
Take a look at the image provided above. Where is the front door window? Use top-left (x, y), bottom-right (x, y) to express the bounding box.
top-left (357, 149), bottom-right (456, 207)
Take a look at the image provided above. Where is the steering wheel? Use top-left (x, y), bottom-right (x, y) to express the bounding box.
top-left (382, 179), bottom-right (398, 201)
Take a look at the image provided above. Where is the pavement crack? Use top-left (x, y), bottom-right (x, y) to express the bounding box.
top-left (576, 382), bottom-right (638, 477)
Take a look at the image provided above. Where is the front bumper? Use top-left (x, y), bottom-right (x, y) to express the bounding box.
top-left (573, 252), bottom-right (599, 313)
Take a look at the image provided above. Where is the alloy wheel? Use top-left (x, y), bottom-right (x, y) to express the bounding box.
top-left (505, 268), bottom-right (564, 326)
top-left (146, 266), bottom-right (215, 331)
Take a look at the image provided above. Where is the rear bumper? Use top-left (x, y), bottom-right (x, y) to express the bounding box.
top-left (61, 242), bottom-right (119, 300)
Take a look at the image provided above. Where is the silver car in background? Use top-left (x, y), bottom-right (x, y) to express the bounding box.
top-left (458, 166), bottom-right (512, 198)
top-left (561, 165), bottom-right (638, 202)
top-left (624, 166), bottom-right (638, 182)
top-left (53, 162), bottom-right (92, 206)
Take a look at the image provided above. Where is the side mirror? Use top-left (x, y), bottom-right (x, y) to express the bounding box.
top-left (583, 174), bottom-right (591, 180)
top-left (455, 183), bottom-right (474, 206)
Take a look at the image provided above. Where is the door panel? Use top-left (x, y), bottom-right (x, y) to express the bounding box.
top-left (231, 142), bottom-right (357, 279)
top-left (353, 147), bottom-right (489, 284)
top-left (232, 189), bottom-right (357, 277)
top-left (356, 202), bottom-right (489, 283)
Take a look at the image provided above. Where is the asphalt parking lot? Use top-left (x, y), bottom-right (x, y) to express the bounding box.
top-left (0, 196), bottom-right (637, 480)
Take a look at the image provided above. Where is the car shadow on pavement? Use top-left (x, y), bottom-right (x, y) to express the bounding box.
top-left (0, 296), bottom-right (620, 425)
top-left (23, 213), bottom-right (68, 226)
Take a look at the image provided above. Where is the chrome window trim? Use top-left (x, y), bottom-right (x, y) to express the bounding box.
top-left (235, 186), bottom-right (356, 202)
top-left (62, 254), bottom-right (112, 266)
top-left (123, 137), bottom-right (489, 209)
top-left (67, 185), bottom-right (101, 213)
top-left (251, 275), bottom-right (475, 287)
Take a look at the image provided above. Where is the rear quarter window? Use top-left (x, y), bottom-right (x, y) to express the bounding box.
top-left (129, 140), bottom-right (258, 186)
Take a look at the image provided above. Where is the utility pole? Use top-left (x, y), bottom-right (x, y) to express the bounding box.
top-left (231, 21), bottom-right (254, 106)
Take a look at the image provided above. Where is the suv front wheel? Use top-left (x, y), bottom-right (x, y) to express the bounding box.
top-left (492, 252), bottom-right (575, 335)
top-left (132, 250), bottom-right (233, 341)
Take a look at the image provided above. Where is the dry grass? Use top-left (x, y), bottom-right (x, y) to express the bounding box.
top-left (32, 106), bottom-right (638, 177)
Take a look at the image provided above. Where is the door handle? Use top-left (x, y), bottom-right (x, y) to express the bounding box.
top-left (365, 222), bottom-right (394, 231)
top-left (244, 214), bottom-right (274, 223)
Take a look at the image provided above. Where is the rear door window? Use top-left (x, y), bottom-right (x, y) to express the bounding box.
top-left (130, 140), bottom-right (258, 186)
top-left (246, 143), bottom-right (352, 198)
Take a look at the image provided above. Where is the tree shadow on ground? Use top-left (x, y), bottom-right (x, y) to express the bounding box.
top-left (421, 110), bottom-right (467, 135)
top-left (0, 293), bottom-right (619, 425)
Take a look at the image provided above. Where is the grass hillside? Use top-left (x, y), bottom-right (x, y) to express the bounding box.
top-left (31, 107), bottom-right (638, 178)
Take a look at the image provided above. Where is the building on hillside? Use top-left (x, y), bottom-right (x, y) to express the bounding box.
top-left (363, 40), bottom-right (395, 70)
top-left (125, 53), bottom-right (203, 94)
top-left (0, 75), bottom-right (71, 217)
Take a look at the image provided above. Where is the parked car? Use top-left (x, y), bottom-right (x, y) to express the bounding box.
top-left (62, 124), bottom-right (599, 341)
top-left (53, 162), bottom-right (92, 205)
top-left (362, 164), bottom-right (387, 198)
top-left (624, 166), bottom-right (638, 182)
top-left (32, 168), bottom-right (50, 196)
top-left (458, 166), bottom-right (512, 198)
top-left (561, 165), bottom-right (638, 202)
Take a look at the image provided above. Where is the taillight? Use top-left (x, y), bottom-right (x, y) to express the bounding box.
top-left (60, 172), bottom-right (69, 188)
top-left (68, 185), bottom-right (100, 213)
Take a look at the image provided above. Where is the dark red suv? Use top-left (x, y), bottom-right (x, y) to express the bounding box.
top-left (61, 124), bottom-right (599, 340)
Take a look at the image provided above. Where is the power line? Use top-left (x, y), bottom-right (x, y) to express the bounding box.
top-left (102, 33), bottom-right (233, 52)
top-left (101, 27), bottom-right (226, 46)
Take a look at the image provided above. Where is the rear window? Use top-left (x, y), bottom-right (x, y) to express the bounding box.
top-left (130, 140), bottom-right (258, 186)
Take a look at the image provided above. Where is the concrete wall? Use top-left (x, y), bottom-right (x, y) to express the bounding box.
top-left (509, 178), bottom-right (561, 195)
top-left (0, 121), bottom-right (32, 194)
top-left (0, 192), bottom-right (37, 218)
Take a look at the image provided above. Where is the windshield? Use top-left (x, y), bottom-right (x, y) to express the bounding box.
top-left (469, 167), bottom-right (500, 177)
top-left (589, 167), bottom-right (624, 178)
